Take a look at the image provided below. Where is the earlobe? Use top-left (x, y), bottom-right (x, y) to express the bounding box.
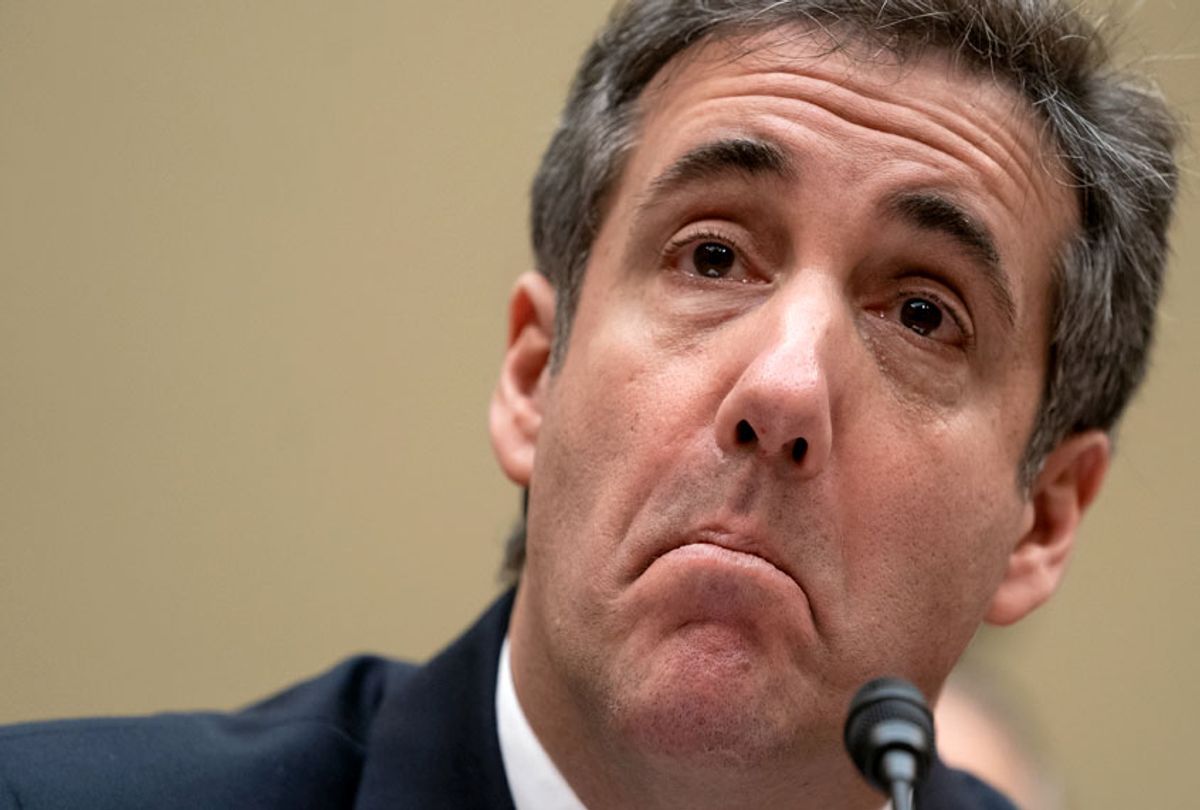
top-left (489, 272), bottom-right (556, 487)
top-left (984, 430), bottom-right (1110, 626)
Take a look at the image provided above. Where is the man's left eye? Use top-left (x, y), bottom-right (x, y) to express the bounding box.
top-left (883, 292), bottom-right (971, 349)
top-left (692, 241), bottom-right (737, 278)
top-left (899, 297), bottom-right (944, 336)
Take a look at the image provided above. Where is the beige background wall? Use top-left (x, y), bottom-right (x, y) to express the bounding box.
top-left (1, 2), bottom-right (1195, 807)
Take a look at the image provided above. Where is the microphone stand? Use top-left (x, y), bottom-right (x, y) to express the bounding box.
top-left (843, 678), bottom-right (934, 810)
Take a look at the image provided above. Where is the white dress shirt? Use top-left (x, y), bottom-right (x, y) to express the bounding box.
top-left (496, 637), bottom-right (588, 810)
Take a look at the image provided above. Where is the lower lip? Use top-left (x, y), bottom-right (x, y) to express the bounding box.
top-left (648, 542), bottom-right (801, 592)
top-left (660, 541), bottom-right (789, 571)
top-left (637, 542), bottom-right (808, 632)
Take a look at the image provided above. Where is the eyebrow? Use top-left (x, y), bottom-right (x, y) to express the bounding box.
top-left (886, 191), bottom-right (1017, 327)
top-left (634, 137), bottom-right (794, 218)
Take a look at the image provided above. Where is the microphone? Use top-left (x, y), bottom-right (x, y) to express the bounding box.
top-left (843, 677), bottom-right (935, 810)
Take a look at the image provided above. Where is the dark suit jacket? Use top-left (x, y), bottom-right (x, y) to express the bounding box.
top-left (0, 591), bottom-right (1014, 809)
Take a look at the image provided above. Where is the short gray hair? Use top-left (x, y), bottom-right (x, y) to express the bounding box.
top-left (506, 0), bottom-right (1180, 575)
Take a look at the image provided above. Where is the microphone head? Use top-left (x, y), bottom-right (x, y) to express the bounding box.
top-left (843, 677), bottom-right (935, 795)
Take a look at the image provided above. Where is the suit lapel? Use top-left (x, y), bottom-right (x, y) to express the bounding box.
top-left (354, 590), bottom-right (518, 810)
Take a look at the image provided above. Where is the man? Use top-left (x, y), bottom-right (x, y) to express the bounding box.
top-left (0, 1), bottom-right (1179, 808)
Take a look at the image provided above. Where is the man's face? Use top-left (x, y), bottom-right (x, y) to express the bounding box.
top-left (498, 30), bottom-right (1080, 778)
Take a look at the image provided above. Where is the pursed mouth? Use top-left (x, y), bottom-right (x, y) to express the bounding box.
top-left (646, 528), bottom-right (801, 589)
top-left (662, 542), bottom-right (788, 575)
top-left (632, 525), bottom-right (821, 640)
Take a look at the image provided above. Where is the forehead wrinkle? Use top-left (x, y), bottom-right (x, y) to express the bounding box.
top-left (724, 75), bottom-right (1044, 220)
top-left (643, 34), bottom-right (1066, 230)
top-left (842, 71), bottom-right (1065, 221)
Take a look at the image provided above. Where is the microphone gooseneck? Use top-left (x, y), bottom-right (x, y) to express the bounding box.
top-left (843, 677), bottom-right (935, 810)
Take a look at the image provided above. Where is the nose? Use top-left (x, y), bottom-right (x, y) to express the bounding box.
top-left (713, 283), bottom-right (837, 476)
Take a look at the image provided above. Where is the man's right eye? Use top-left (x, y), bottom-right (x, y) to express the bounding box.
top-left (692, 241), bottom-right (737, 278)
top-left (663, 227), bottom-right (760, 283)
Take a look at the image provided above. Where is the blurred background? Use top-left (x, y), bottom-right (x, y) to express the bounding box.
top-left (1, 2), bottom-right (1196, 807)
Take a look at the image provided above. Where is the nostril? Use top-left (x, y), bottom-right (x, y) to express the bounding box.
top-left (735, 420), bottom-right (757, 445)
top-left (791, 437), bottom-right (809, 464)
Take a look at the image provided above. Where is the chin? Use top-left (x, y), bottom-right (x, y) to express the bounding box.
top-left (609, 625), bottom-right (815, 767)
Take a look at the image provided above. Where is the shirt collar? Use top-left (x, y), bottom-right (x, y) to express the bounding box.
top-left (496, 636), bottom-right (589, 810)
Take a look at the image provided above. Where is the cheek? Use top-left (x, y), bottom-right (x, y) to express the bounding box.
top-left (858, 314), bottom-right (969, 411)
top-left (832, 418), bottom-right (1025, 653)
top-left (528, 315), bottom-right (704, 560)
top-left (557, 285), bottom-right (722, 459)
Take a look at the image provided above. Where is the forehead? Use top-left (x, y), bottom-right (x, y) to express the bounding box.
top-left (620, 27), bottom-right (1079, 283)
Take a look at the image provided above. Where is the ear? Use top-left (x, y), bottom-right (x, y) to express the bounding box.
top-left (489, 271), bottom-right (556, 487)
top-left (984, 430), bottom-right (1110, 626)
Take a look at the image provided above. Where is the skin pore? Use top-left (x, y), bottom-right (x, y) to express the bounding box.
top-left (490, 27), bottom-right (1107, 810)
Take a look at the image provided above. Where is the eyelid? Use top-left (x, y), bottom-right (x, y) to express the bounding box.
top-left (664, 223), bottom-right (760, 280)
top-left (899, 267), bottom-right (975, 324)
top-left (666, 224), bottom-right (745, 255)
